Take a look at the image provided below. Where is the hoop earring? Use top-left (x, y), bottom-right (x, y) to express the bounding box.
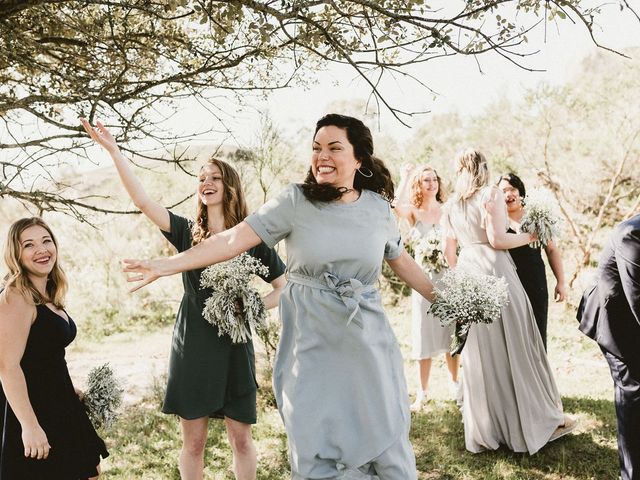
top-left (357, 167), bottom-right (373, 178)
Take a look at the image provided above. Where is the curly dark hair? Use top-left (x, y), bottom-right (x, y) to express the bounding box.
top-left (301, 114), bottom-right (394, 203)
top-left (497, 172), bottom-right (526, 198)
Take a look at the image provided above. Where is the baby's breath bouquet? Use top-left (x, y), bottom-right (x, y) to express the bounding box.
top-left (200, 253), bottom-right (269, 344)
top-left (414, 225), bottom-right (448, 274)
top-left (429, 270), bottom-right (509, 355)
top-left (519, 187), bottom-right (563, 248)
top-left (84, 363), bottom-right (124, 430)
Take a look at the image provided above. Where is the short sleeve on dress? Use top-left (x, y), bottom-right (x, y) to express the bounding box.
top-left (384, 203), bottom-right (403, 260)
top-left (440, 201), bottom-right (457, 240)
top-left (248, 242), bottom-right (286, 282)
top-left (160, 210), bottom-right (193, 252)
top-left (245, 184), bottom-right (298, 248)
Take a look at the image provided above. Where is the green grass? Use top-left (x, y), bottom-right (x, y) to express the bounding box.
top-left (97, 301), bottom-right (619, 479)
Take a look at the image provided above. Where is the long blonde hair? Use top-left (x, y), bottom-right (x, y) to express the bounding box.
top-left (454, 148), bottom-right (489, 201)
top-left (1, 217), bottom-right (68, 308)
top-left (191, 157), bottom-right (249, 245)
top-left (410, 166), bottom-right (446, 206)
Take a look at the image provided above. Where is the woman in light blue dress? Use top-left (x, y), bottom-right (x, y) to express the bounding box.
top-left (123, 114), bottom-right (436, 479)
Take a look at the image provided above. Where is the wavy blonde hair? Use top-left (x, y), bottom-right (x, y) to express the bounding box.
top-left (454, 148), bottom-right (489, 201)
top-left (191, 157), bottom-right (249, 245)
top-left (410, 166), bottom-right (446, 206)
top-left (1, 217), bottom-right (68, 308)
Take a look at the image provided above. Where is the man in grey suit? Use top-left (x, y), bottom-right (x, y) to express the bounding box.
top-left (578, 214), bottom-right (640, 480)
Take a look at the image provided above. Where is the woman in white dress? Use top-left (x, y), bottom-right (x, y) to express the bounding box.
top-left (441, 148), bottom-right (576, 454)
top-left (395, 164), bottom-right (460, 409)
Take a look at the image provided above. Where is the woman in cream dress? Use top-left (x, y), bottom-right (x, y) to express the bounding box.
top-left (395, 164), bottom-right (459, 409)
top-left (441, 149), bottom-right (576, 454)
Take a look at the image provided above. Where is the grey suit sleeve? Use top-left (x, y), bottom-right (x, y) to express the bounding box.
top-left (616, 227), bottom-right (640, 327)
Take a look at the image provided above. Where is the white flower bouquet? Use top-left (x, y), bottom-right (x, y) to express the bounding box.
top-left (200, 253), bottom-right (269, 344)
top-left (519, 187), bottom-right (563, 248)
top-left (84, 363), bottom-right (124, 430)
top-left (429, 269), bottom-right (509, 355)
top-left (413, 225), bottom-right (448, 274)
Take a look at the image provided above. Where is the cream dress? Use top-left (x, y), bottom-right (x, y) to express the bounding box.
top-left (442, 187), bottom-right (564, 454)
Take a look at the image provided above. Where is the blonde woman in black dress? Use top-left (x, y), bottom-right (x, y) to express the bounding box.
top-left (0, 217), bottom-right (108, 480)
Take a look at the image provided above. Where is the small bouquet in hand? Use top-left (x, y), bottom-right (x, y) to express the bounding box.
top-left (413, 225), bottom-right (448, 274)
top-left (84, 363), bottom-right (124, 430)
top-left (519, 187), bottom-right (563, 248)
top-left (429, 270), bottom-right (509, 355)
top-left (200, 253), bottom-right (269, 344)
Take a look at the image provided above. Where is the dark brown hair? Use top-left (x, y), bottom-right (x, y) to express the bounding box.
top-left (497, 172), bottom-right (526, 198)
top-left (301, 114), bottom-right (394, 202)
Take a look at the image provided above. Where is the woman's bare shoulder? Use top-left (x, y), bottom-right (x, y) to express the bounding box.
top-left (0, 287), bottom-right (35, 319)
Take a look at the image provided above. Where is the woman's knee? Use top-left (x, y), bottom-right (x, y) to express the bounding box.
top-left (182, 432), bottom-right (207, 456)
top-left (181, 417), bottom-right (209, 456)
top-left (225, 418), bottom-right (254, 454)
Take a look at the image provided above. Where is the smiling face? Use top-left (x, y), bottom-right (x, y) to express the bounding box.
top-left (19, 225), bottom-right (57, 279)
top-left (498, 179), bottom-right (523, 213)
top-left (198, 163), bottom-right (224, 206)
top-left (311, 125), bottom-right (361, 189)
top-left (419, 170), bottom-right (439, 199)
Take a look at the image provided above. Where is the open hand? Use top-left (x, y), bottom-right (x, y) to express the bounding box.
top-left (80, 118), bottom-right (120, 155)
top-left (123, 259), bottom-right (162, 292)
top-left (22, 424), bottom-right (51, 460)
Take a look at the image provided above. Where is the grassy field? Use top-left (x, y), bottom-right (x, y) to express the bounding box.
top-left (90, 299), bottom-right (619, 480)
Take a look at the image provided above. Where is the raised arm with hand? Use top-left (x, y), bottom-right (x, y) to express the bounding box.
top-left (124, 221), bottom-right (262, 291)
top-left (484, 187), bottom-right (535, 250)
top-left (0, 291), bottom-right (51, 460)
top-left (394, 163), bottom-right (416, 223)
top-left (81, 118), bottom-right (170, 231)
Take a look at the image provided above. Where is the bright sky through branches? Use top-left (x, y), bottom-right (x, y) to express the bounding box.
top-left (226, 2), bottom-right (640, 145)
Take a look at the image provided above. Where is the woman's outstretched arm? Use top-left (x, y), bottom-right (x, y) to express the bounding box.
top-left (81, 118), bottom-right (170, 231)
top-left (124, 221), bottom-right (262, 291)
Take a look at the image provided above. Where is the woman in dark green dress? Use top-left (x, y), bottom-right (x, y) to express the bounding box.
top-left (497, 173), bottom-right (566, 349)
top-left (82, 120), bottom-right (286, 480)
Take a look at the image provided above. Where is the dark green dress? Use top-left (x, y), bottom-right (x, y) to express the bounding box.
top-left (160, 211), bottom-right (285, 423)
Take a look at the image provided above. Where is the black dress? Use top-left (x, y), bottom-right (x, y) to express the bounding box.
top-left (0, 305), bottom-right (108, 480)
top-left (160, 211), bottom-right (286, 422)
top-left (507, 227), bottom-right (549, 349)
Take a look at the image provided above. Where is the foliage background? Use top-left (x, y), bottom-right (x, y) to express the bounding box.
top-left (0, 6), bottom-right (638, 476)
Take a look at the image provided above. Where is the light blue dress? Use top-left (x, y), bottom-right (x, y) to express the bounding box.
top-left (246, 184), bottom-right (413, 478)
